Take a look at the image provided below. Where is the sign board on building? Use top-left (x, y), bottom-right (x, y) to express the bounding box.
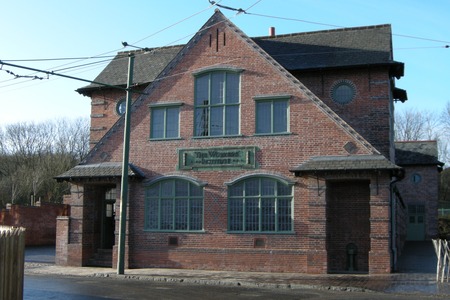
top-left (178, 146), bottom-right (257, 170)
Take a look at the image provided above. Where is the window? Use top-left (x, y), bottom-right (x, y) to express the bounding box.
top-left (194, 71), bottom-right (240, 136)
top-left (331, 81), bottom-right (356, 105)
top-left (150, 104), bottom-right (181, 139)
top-left (145, 178), bottom-right (203, 231)
top-left (228, 177), bottom-right (293, 232)
top-left (116, 99), bottom-right (126, 116)
top-left (255, 96), bottom-right (289, 134)
top-left (411, 173), bottom-right (422, 184)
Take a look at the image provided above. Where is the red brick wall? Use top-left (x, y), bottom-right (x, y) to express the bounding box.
top-left (0, 202), bottom-right (68, 246)
top-left (62, 20), bottom-right (396, 273)
top-left (89, 88), bottom-right (143, 148)
top-left (294, 68), bottom-right (393, 158)
top-left (326, 180), bottom-right (370, 272)
top-left (396, 165), bottom-right (440, 239)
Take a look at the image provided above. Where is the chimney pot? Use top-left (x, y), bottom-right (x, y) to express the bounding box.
top-left (269, 27), bottom-right (275, 37)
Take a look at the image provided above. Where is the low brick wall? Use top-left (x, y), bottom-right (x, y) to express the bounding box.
top-left (0, 203), bottom-right (69, 246)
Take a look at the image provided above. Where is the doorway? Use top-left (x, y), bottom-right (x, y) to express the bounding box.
top-left (101, 188), bottom-right (116, 249)
top-left (406, 204), bottom-right (425, 241)
top-left (326, 180), bottom-right (370, 273)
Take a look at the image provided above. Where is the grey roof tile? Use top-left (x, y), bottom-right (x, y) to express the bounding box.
top-left (55, 162), bottom-right (145, 181)
top-left (77, 24), bottom-right (401, 94)
top-left (253, 24), bottom-right (399, 71)
top-left (290, 155), bottom-right (401, 173)
top-left (395, 141), bottom-right (443, 166)
top-left (77, 46), bottom-right (183, 93)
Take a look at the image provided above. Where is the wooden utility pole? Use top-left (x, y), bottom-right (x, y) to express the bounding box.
top-left (117, 54), bottom-right (134, 275)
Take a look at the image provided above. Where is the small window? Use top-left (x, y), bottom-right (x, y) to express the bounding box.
top-left (331, 81), bottom-right (356, 105)
top-left (116, 99), bottom-right (126, 115)
top-left (411, 173), bottom-right (422, 184)
top-left (150, 105), bottom-right (181, 139)
top-left (255, 96), bottom-right (289, 134)
top-left (194, 71), bottom-right (240, 137)
top-left (145, 178), bottom-right (204, 231)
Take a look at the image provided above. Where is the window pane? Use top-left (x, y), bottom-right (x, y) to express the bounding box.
top-left (273, 101), bottom-right (287, 133)
top-left (195, 107), bottom-right (209, 136)
top-left (161, 181), bottom-right (173, 197)
top-left (277, 183), bottom-right (291, 196)
top-left (210, 106), bottom-right (223, 136)
top-left (190, 199), bottom-right (203, 230)
top-left (146, 198), bottom-right (159, 229)
top-left (151, 108), bottom-right (165, 138)
top-left (261, 178), bottom-right (275, 196)
top-left (245, 198), bottom-right (259, 231)
top-left (278, 199), bottom-right (292, 231)
top-left (256, 102), bottom-right (271, 133)
top-left (229, 183), bottom-right (244, 197)
top-left (175, 180), bottom-right (188, 197)
top-left (166, 107), bottom-right (179, 138)
top-left (225, 73), bottom-right (239, 104)
top-left (190, 184), bottom-right (203, 197)
top-left (229, 198), bottom-right (243, 231)
top-left (175, 199), bottom-right (188, 230)
top-left (225, 105), bottom-right (239, 135)
top-left (211, 73), bottom-right (224, 105)
top-left (245, 178), bottom-right (260, 196)
top-left (261, 198), bottom-right (275, 231)
top-left (195, 75), bottom-right (209, 106)
top-left (146, 185), bottom-right (159, 198)
top-left (160, 199), bottom-right (173, 230)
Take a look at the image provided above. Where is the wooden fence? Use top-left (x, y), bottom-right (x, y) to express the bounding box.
top-left (432, 239), bottom-right (450, 283)
top-left (0, 226), bottom-right (26, 300)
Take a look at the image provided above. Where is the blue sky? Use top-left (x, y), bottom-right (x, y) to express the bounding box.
top-left (0, 0), bottom-right (449, 126)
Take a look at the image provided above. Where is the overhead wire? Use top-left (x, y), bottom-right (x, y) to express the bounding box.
top-left (0, 1), bottom-right (223, 92)
top-left (1, 0), bottom-right (449, 94)
top-left (244, 11), bottom-right (450, 45)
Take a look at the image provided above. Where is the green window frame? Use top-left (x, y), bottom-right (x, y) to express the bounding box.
top-left (254, 95), bottom-right (290, 135)
top-left (145, 178), bottom-right (204, 232)
top-left (194, 71), bottom-right (241, 137)
top-left (149, 103), bottom-right (182, 140)
top-left (228, 176), bottom-right (293, 233)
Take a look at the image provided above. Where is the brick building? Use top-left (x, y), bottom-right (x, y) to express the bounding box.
top-left (55, 10), bottom-right (441, 274)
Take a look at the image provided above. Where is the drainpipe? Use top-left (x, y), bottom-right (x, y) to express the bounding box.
top-left (390, 175), bottom-right (401, 272)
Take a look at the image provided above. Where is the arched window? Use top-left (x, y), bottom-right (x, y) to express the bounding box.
top-left (228, 176), bottom-right (293, 232)
top-left (145, 178), bottom-right (204, 231)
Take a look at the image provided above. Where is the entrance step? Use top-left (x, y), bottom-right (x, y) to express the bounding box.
top-left (87, 249), bottom-right (112, 267)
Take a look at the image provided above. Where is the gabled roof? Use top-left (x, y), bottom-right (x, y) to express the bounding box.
top-left (395, 141), bottom-right (444, 167)
top-left (253, 24), bottom-right (403, 76)
top-left (55, 162), bottom-right (145, 182)
top-left (77, 18), bottom-right (403, 95)
top-left (78, 46), bottom-right (183, 95)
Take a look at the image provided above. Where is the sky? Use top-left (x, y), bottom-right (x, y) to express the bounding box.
top-left (0, 0), bottom-right (449, 127)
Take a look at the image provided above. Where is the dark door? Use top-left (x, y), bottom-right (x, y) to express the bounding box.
top-left (102, 201), bottom-right (115, 249)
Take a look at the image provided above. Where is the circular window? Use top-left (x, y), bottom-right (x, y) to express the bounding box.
top-left (116, 99), bottom-right (126, 115)
top-left (411, 173), bottom-right (422, 184)
top-left (331, 81), bottom-right (356, 105)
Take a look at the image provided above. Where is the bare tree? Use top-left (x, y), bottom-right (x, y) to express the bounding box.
top-left (395, 108), bottom-right (441, 141)
top-left (0, 118), bottom-right (90, 206)
top-left (395, 106), bottom-right (449, 167)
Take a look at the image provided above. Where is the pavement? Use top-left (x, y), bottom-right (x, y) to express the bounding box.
top-left (24, 241), bottom-right (450, 297)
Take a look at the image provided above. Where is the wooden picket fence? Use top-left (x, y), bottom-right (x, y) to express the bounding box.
top-left (0, 226), bottom-right (26, 300)
top-left (432, 239), bottom-right (450, 283)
